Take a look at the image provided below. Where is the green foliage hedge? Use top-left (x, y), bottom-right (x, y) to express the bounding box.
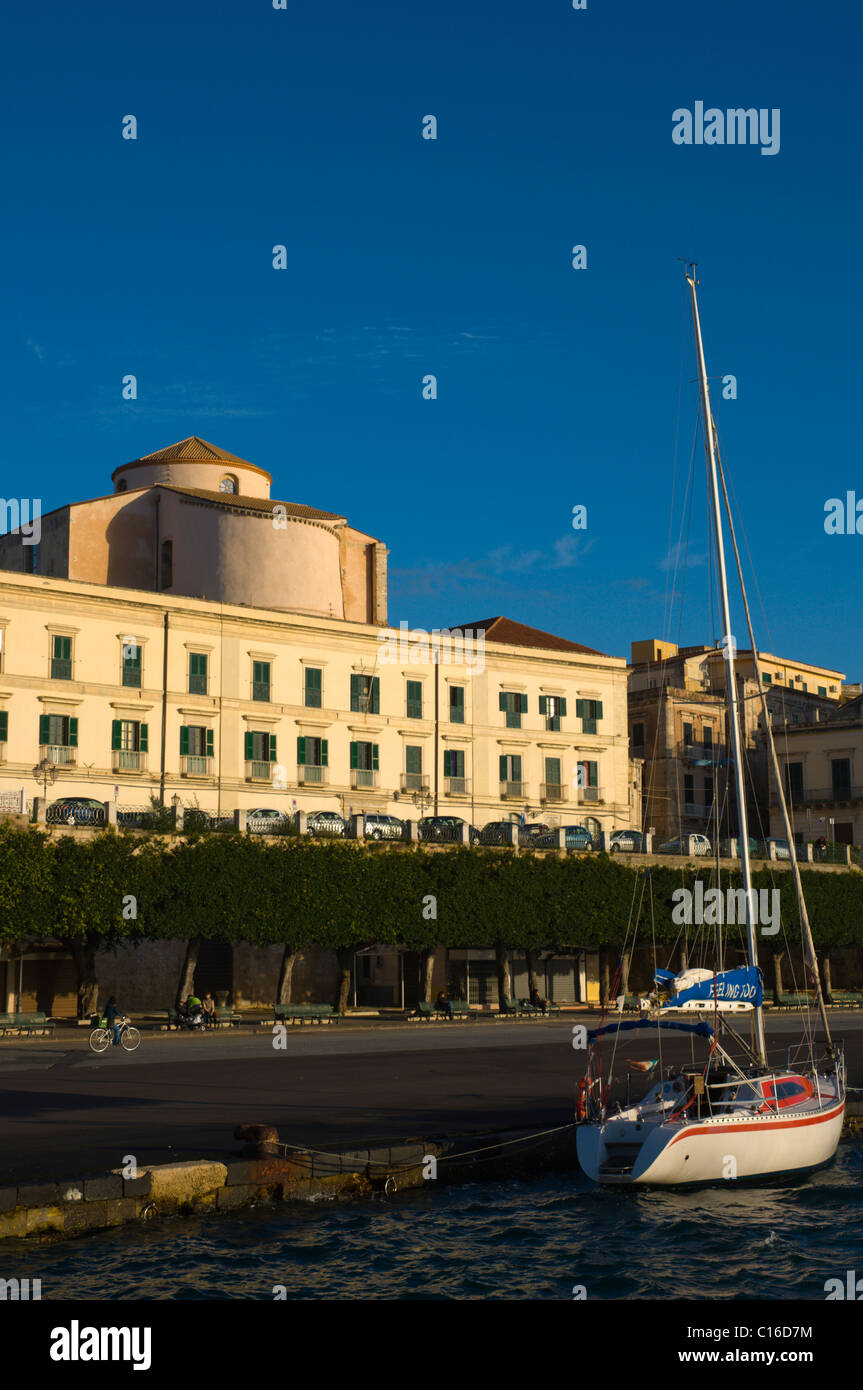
top-left (1, 824), bottom-right (861, 952)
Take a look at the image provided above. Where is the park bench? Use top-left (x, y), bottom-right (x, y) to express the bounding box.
top-left (826, 991), bottom-right (863, 1008)
top-left (499, 997), bottom-right (522, 1016)
top-left (274, 1003), bottom-right (338, 1025)
top-left (518, 997), bottom-right (561, 1017)
top-left (0, 1012), bottom-right (55, 1037)
top-left (415, 998), bottom-right (473, 1020)
top-left (215, 1006), bottom-right (243, 1027)
top-left (776, 992), bottom-right (814, 1009)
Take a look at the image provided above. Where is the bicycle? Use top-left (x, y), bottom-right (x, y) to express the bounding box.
top-left (88, 1015), bottom-right (141, 1054)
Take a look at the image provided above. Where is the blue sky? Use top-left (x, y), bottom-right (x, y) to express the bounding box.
top-left (2, 0), bottom-right (862, 677)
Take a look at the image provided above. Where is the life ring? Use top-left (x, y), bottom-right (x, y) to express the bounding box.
top-left (576, 1078), bottom-right (589, 1121)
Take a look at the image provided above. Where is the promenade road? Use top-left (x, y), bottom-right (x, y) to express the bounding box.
top-left (0, 1013), bottom-right (860, 1185)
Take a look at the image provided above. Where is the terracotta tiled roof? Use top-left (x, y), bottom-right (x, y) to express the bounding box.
top-left (158, 485), bottom-right (344, 523)
top-left (125, 436), bottom-right (253, 467)
top-left (457, 615), bottom-right (610, 657)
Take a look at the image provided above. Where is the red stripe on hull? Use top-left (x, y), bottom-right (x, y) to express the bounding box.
top-left (667, 1101), bottom-right (845, 1146)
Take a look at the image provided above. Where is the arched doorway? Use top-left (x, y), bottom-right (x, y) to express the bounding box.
top-left (194, 940), bottom-right (234, 1005)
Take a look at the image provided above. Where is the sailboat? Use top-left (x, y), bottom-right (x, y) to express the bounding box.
top-left (576, 266), bottom-right (846, 1186)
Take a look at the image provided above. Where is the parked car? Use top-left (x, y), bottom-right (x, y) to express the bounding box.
top-left (363, 813), bottom-right (405, 841)
top-left (530, 824), bottom-right (594, 851)
top-left (608, 829), bottom-right (646, 853)
top-left (246, 807), bottom-right (291, 832)
top-left (418, 815), bottom-right (481, 846)
top-left (306, 810), bottom-right (347, 836)
top-left (657, 833), bottom-right (711, 856)
top-left (518, 822), bottom-right (550, 846)
top-left (47, 797), bottom-right (106, 825)
top-left (765, 837), bottom-right (791, 860)
top-left (479, 820), bottom-right (521, 845)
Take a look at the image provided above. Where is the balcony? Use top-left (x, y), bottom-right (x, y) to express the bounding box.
top-left (540, 783), bottom-right (567, 803)
top-left (112, 750), bottom-right (147, 773)
top-left (400, 773), bottom-right (429, 794)
top-left (680, 740), bottom-right (720, 763)
top-left (504, 713), bottom-right (522, 730)
top-left (245, 759), bottom-right (272, 781)
top-left (180, 755), bottom-right (213, 777)
top-left (50, 658), bottom-right (72, 680)
top-left (40, 744), bottom-right (76, 766)
top-left (188, 675), bottom-right (208, 695)
top-left (351, 768), bottom-right (378, 789)
top-left (298, 764), bottom-right (328, 785)
top-left (445, 776), bottom-right (469, 796)
top-left (573, 785), bottom-right (604, 804)
top-left (771, 785), bottom-right (863, 808)
top-left (683, 801), bottom-right (712, 820)
top-left (500, 780), bottom-right (526, 799)
top-left (252, 682), bottom-right (271, 703)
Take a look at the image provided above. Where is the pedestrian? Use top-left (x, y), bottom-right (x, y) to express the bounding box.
top-left (435, 989), bottom-right (454, 1020)
top-left (202, 992), bottom-right (217, 1029)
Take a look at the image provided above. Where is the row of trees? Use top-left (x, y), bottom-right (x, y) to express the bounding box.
top-left (1, 824), bottom-right (861, 1014)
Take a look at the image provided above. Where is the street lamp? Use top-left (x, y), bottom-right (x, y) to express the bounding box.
top-left (412, 789), bottom-right (430, 817)
top-left (32, 757), bottom-right (57, 803)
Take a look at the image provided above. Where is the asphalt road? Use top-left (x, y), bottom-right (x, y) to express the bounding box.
top-left (0, 1014), bottom-right (860, 1185)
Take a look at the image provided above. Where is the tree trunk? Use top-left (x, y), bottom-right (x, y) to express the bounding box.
top-left (599, 949), bottom-right (611, 1008)
top-left (679, 944), bottom-right (688, 973)
top-left (620, 950), bottom-right (631, 997)
top-left (525, 949), bottom-right (539, 999)
top-left (277, 946), bottom-right (298, 1005)
top-left (420, 948), bottom-right (436, 1004)
top-left (820, 953), bottom-right (832, 1004)
top-left (176, 937), bottom-right (201, 1008)
top-left (335, 948), bottom-right (353, 1016)
top-left (496, 943), bottom-right (512, 1011)
top-left (772, 950), bottom-right (784, 1005)
top-left (67, 937), bottom-right (100, 1019)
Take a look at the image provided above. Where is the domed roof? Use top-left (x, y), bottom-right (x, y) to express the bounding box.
top-left (111, 435), bottom-right (272, 484)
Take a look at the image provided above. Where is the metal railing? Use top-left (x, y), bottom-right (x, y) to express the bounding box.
top-left (771, 785), bottom-right (863, 806)
top-left (500, 780), bottom-right (526, 799)
top-left (50, 658), bottom-right (72, 680)
top-left (251, 681), bottom-right (271, 702)
top-left (400, 773), bottom-right (428, 793)
top-left (444, 776), bottom-right (469, 796)
top-left (46, 803), bottom-right (106, 826)
top-left (352, 769), bottom-right (377, 789)
top-left (574, 786), bottom-right (603, 803)
top-left (540, 783), bottom-right (567, 802)
top-left (298, 764), bottom-right (327, 784)
top-left (41, 744), bottom-right (76, 765)
top-left (245, 760), bottom-right (272, 781)
top-left (180, 755), bottom-right (212, 777)
top-left (112, 750), bottom-right (147, 772)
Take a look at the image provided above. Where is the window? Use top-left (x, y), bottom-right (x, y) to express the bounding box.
top-left (818, 686), bottom-right (827, 697)
top-left (539, 695), bottom-right (567, 731)
top-left (831, 758), bottom-right (852, 801)
top-left (350, 673), bottom-right (379, 714)
top-left (784, 762), bottom-right (804, 801)
top-left (116, 479), bottom-right (128, 492)
top-left (406, 680), bottom-right (423, 719)
top-left (51, 635), bottom-right (72, 680)
top-left (160, 539), bottom-right (173, 589)
top-left (404, 745), bottom-right (423, 790)
top-left (499, 754), bottom-right (523, 793)
top-left (252, 661), bottom-right (271, 702)
top-left (682, 721), bottom-right (694, 748)
top-left (576, 760), bottom-right (599, 801)
top-left (304, 667), bottom-right (322, 708)
top-left (188, 652), bottom-right (208, 695)
top-left (449, 686), bottom-right (464, 724)
top-left (219, 476), bottom-right (237, 494)
top-left (29, 545), bottom-right (38, 574)
top-left (704, 775), bottom-right (714, 808)
top-left (298, 736), bottom-right (328, 783)
top-left (444, 748), bottom-right (465, 792)
top-left (39, 713), bottom-right (78, 762)
top-left (544, 756), bottom-right (562, 799)
top-left (122, 643), bottom-right (142, 688)
top-left (0, 711), bottom-right (7, 744)
top-left (576, 698), bottom-right (602, 735)
top-left (112, 719), bottom-right (148, 770)
top-left (350, 740), bottom-right (379, 786)
top-left (245, 729), bottom-right (276, 777)
top-left (632, 722), bottom-right (645, 750)
top-left (703, 725), bottom-right (713, 750)
top-left (684, 773), bottom-right (695, 804)
top-left (762, 672), bottom-right (772, 685)
top-left (180, 725), bottom-right (213, 774)
top-left (499, 691), bottom-right (527, 729)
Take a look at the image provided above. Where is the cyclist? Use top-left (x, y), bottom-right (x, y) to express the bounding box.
top-left (105, 995), bottom-right (123, 1047)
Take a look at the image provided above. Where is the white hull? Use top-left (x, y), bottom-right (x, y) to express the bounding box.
top-left (577, 1093), bottom-right (845, 1186)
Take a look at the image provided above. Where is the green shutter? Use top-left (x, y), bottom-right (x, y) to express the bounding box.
top-left (350, 674), bottom-right (359, 710)
top-left (206, 729), bottom-right (214, 758)
top-left (539, 696), bottom-right (548, 715)
top-left (499, 754), bottom-right (507, 781)
top-left (244, 731), bottom-right (254, 760)
top-left (499, 692), bottom-right (507, 712)
top-left (372, 743), bottom-right (379, 771)
top-left (371, 676), bottom-right (380, 714)
top-left (39, 714), bottom-right (50, 744)
top-left (68, 717), bottom-right (78, 747)
top-left (350, 741), bottom-right (358, 770)
top-left (54, 635), bottom-right (71, 660)
top-left (111, 720), bottom-right (122, 751)
top-left (519, 694), bottom-right (527, 713)
top-left (139, 723), bottom-right (148, 752)
top-left (180, 726), bottom-right (189, 756)
top-left (559, 697), bottom-right (567, 716)
top-left (297, 736), bottom-right (306, 765)
top-left (588, 760), bottom-right (598, 786)
top-left (269, 734), bottom-right (277, 762)
top-left (0, 711), bottom-right (7, 742)
top-left (576, 699), bottom-right (584, 718)
top-left (512, 755), bottom-right (522, 780)
top-left (321, 738), bottom-right (328, 767)
top-left (406, 745), bottom-right (422, 774)
top-left (595, 701), bottom-right (603, 720)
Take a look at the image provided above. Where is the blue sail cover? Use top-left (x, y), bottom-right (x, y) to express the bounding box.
top-left (663, 965), bottom-right (763, 1009)
top-left (587, 1019), bottom-right (714, 1043)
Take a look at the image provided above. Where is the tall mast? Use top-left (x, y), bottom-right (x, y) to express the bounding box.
top-left (686, 269), bottom-right (767, 1065)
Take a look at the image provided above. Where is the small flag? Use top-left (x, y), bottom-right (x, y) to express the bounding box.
top-left (627, 1059), bottom-right (659, 1073)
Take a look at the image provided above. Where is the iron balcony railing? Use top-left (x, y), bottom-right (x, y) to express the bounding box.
top-left (400, 772), bottom-right (428, 793)
top-left (41, 744), bottom-right (76, 765)
top-left (50, 658), bottom-right (72, 680)
top-left (112, 750), bottom-right (147, 772)
top-left (298, 764), bottom-right (327, 784)
top-left (500, 780), bottom-right (526, 799)
top-left (245, 760), bottom-right (272, 781)
top-left (180, 754), bottom-right (212, 777)
top-left (540, 782), bottom-right (567, 802)
top-left (573, 785), bottom-right (603, 804)
top-left (444, 776), bottom-right (469, 796)
top-left (771, 785), bottom-right (863, 806)
top-left (188, 674), bottom-right (207, 695)
top-left (252, 681), bottom-right (271, 702)
top-left (352, 768), bottom-right (377, 789)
